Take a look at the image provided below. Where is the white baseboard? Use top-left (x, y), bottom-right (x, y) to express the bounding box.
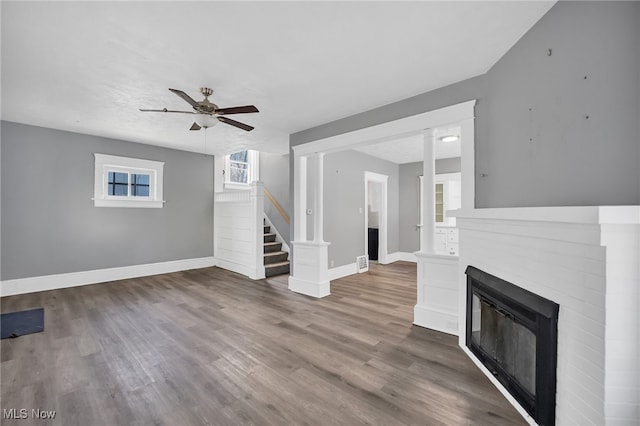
top-left (328, 262), bottom-right (357, 280)
top-left (384, 252), bottom-right (416, 263)
top-left (288, 276), bottom-right (330, 298)
top-left (329, 254), bottom-right (415, 279)
top-left (214, 258), bottom-right (265, 280)
top-left (413, 304), bottom-right (459, 336)
top-left (0, 257), bottom-right (216, 297)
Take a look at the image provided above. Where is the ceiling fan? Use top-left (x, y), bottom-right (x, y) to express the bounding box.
top-left (140, 87), bottom-right (258, 131)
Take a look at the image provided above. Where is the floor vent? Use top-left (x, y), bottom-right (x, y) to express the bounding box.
top-left (356, 255), bottom-right (369, 273)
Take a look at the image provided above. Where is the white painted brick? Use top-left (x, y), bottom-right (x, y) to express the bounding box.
top-left (457, 212), bottom-right (640, 425)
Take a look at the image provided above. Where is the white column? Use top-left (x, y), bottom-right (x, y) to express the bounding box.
top-left (459, 117), bottom-right (475, 211)
top-left (289, 151), bottom-right (330, 298)
top-left (313, 152), bottom-right (325, 243)
top-left (293, 155), bottom-right (307, 242)
top-left (421, 128), bottom-right (436, 254)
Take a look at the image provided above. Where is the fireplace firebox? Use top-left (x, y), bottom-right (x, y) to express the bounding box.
top-left (465, 266), bottom-right (559, 426)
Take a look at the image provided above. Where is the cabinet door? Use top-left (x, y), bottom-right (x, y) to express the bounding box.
top-left (435, 232), bottom-right (447, 252)
top-left (435, 183), bottom-right (444, 223)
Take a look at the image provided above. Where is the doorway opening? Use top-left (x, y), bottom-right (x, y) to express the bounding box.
top-left (364, 172), bottom-right (388, 264)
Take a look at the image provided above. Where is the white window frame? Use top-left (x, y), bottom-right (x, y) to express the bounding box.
top-left (224, 149), bottom-right (259, 190)
top-left (93, 153), bottom-right (165, 208)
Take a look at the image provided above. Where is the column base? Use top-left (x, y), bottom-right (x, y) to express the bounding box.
top-left (289, 240), bottom-right (331, 298)
top-left (413, 304), bottom-right (458, 335)
top-left (288, 276), bottom-right (330, 298)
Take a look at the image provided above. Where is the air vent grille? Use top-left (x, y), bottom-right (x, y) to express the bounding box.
top-left (356, 255), bottom-right (369, 273)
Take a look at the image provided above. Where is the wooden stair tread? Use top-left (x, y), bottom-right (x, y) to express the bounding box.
top-left (264, 251), bottom-right (287, 257)
top-left (265, 261), bottom-right (290, 268)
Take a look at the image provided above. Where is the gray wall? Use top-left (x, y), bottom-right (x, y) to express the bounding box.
top-left (480, 0), bottom-right (640, 207)
top-left (259, 152), bottom-right (290, 243)
top-left (291, 1), bottom-right (640, 208)
top-left (1, 121), bottom-right (214, 281)
top-left (323, 150), bottom-right (399, 268)
top-left (398, 160), bottom-right (462, 253)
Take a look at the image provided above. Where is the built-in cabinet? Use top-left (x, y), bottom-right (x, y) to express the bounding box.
top-left (419, 172), bottom-right (462, 256)
top-left (436, 227), bottom-right (459, 255)
top-left (435, 172), bottom-right (460, 256)
top-left (435, 183), bottom-right (445, 223)
top-left (435, 172), bottom-right (461, 227)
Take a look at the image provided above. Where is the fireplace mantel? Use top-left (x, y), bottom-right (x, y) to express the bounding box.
top-left (449, 205), bottom-right (639, 425)
top-left (451, 205), bottom-right (640, 224)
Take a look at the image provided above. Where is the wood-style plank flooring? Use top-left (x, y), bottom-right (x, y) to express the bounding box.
top-left (1, 262), bottom-right (525, 425)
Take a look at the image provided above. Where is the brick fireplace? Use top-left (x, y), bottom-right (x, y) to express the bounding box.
top-left (451, 206), bottom-right (639, 425)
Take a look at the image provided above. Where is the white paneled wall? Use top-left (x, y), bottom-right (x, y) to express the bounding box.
top-left (453, 207), bottom-right (639, 426)
top-left (214, 183), bottom-right (265, 280)
top-left (602, 224), bottom-right (640, 425)
top-left (414, 253), bottom-right (459, 335)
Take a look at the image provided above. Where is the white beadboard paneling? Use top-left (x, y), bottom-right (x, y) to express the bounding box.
top-left (414, 253), bottom-right (458, 333)
top-left (213, 183), bottom-right (265, 280)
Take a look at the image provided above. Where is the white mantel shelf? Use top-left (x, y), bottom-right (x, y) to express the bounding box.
top-left (450, 205), bottom-right (640, 224)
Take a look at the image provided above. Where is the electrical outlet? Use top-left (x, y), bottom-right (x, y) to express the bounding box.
top-left (330, 260), bottom-right (334, 267)
top-left (306, 209), bottom-right (312, 215)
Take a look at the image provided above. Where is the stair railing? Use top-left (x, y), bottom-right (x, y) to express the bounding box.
top-left (264, 187), bottom-right (290, 224)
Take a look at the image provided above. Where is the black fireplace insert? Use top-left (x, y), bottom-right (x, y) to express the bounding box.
top-left (465, 266), bottom-right (559, 426)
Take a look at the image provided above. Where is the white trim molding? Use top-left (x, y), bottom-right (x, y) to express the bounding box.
top-left (0, 257), bottom-right (216, 297)
top-left (364, 171), bottom-right (389, 264)
top-left (93, 153), bottom-right (165, 208)
top-left (328, 262), bottom-right (357, 280)
top-left (385, 252), bottom-right (417, 263)
top-left (292, 100), bottom-right (476, 157)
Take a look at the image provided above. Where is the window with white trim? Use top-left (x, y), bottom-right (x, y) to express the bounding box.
top-left (224, 150), bottom-right (259, 189)
top-left (93, 153), bottom-right (165, 208)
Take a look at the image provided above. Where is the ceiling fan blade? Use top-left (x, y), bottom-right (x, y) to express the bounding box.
top-left (215, 105), bottom-right (259, 115)
top-left (168, 88), bottom-right (200, 108)
top-left (189, 122), bottom-right (202, 131)
top-left (218, 116), bottom-right (254, 132)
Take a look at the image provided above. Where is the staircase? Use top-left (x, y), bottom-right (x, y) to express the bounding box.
top-left (263, 222), bottom-right (290, 277)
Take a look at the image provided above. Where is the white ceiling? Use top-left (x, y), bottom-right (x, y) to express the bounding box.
top-left (1, 1), bottom-right (555, 156)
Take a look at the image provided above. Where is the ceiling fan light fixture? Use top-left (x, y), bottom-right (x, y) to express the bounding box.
top-left (197, 114), bottom-right (219, 128)
top-left (441, 135), bottom-right (459, 143)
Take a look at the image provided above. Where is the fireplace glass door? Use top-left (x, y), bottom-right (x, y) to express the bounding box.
top-left (471, 294), bottom-right (536, 396)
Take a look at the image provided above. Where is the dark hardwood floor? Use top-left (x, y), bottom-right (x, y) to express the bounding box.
top-left (1, 262), bottom-right (525, 425)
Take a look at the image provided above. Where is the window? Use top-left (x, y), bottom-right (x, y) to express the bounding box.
top-left (94, 153), bottom-right (164, 208)
top-left (224, 150), bottom-right (259, 188)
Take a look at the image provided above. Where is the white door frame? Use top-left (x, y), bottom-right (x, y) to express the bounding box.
top-left (364, 171), bottom-right (388, 264)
